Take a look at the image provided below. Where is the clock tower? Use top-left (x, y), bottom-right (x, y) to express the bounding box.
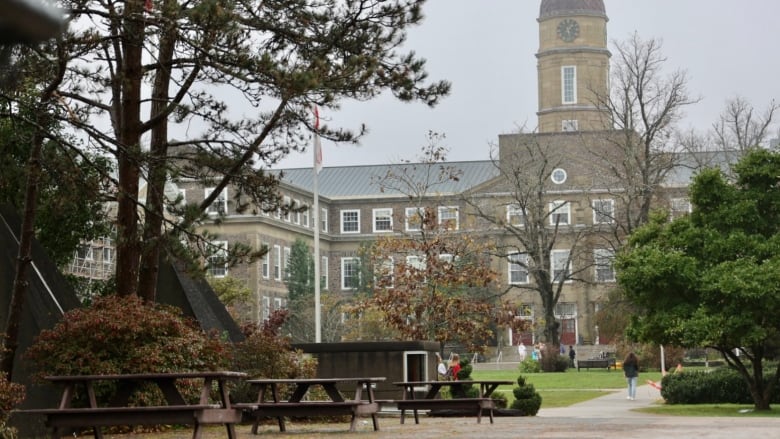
top-left (537, 0), bottom-right (610, 133)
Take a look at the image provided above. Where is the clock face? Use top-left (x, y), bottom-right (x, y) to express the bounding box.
top-left (557, 19), bottom-right (580, 43)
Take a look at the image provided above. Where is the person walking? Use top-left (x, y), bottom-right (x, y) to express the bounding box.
top-left (623, 352), bottom-right (639, 400)
top-left (568, 345), bottom-right (576, 368)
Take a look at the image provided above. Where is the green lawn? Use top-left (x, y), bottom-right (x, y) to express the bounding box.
top-left (471, 368), bottom-right (664, 408)
top-left (636, 404), bottom-right (780, 417)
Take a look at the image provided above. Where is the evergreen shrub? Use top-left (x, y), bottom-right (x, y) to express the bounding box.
top-left (509, 375), bottom-right (541, 416)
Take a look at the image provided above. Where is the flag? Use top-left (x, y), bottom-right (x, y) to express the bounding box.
top-left (313, 106), bottom-right (323, 174)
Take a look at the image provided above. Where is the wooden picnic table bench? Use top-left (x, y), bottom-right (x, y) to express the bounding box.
top-left (18, 371), bottom-right (246, 439)
top-left (393, 380), bottom-right (513, 425)
top-left (236, 377), bottom-right (385, 433)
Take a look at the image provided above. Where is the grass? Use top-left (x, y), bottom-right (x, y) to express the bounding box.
top-left (471, 367), bottom-right (664, 408)
top-left (636, 404), bottom-right (780, 417)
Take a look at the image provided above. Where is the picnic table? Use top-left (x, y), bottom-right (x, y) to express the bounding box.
top-left (237, 377), bottom-right (386, 433)
top-left (20, 371), bottom-right (246, 439)
top-left (393, 380), bottom-right (513, 424)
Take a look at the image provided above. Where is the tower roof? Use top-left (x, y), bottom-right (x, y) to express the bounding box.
top-left (539, 0), bottom-right (606, 19)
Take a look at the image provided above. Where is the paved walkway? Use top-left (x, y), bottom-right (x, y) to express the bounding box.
top-left (103, 384), bottom-right (780, 439)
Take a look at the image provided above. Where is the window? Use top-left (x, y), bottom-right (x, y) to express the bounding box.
top-left (207, 241), bottom-right (228, 277)
top-left (562, 66), bottom-right (577, 104)
top-left (594, 249), bottom-right (616, 282)
top-left (438, 206), bottom-right (459, 230)
top-left (321, 256), bottom-right (329, 290)
top-left (262, 296), bottom-right (270, 320)
top-left (670, 198), bottom-right (691, 219)
top-left (102, 246), bottom-right (113, 266)
top-left (76, 244), bottom-right (93, 261)
top-left (506, 204), bottom-right (525, 227)
top-left (508, 252), bottom-right (529, 285)
top-left (283, 247), bottom-right (291, 279)
top-left (406, 255), bottom-right (426, 271)
top-left (592, 199), bottom-right (615, 224)
top-left (551, 168), bottom-right (567, 184)
top-left (405, 207), bottom-right (424, 232)
top-left (302, 204), bottom-right (309, 227)
top-left (205, 187), bottom-right (227, 215)
top-left (261, 242), bottom-right (270, 279)
top-left (551, 249), bottom-right (571, 283)
top-left (376, 257), bottom-right (394, 288)
top-left (554, 302), bottom-right (576, 318)
top-left (274, 297), bottom-right (284, 310)
top-left (321, 208), bottom-right (329, 233)
top-left (273, 245), bottom-right (281, 280)
top-left (283, 196), bottom-right (291, 222)
top-left (341, 257), bottom-right (360, 290)
top-left (373, 208), bottom-right (393, 233)
top-left (340, 209), bottom-right (360, 233)
top-left (292, 199), bottom-right (301, 224)
top-left (549, 200), bottom-right (570, 226)
top-left (562, 119), bottom-right (579, 132)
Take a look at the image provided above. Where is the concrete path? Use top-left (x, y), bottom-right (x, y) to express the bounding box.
top-left (538, 382), bottom-right (663, 418)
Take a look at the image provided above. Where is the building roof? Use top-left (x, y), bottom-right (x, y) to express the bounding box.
top-left (539, 0), bottom-right (607, 19)
top-left (276, 161), bottom-right (499, 199)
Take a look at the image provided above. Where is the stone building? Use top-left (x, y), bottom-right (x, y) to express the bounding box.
top-left (171, 0), bottom-right (698, 347)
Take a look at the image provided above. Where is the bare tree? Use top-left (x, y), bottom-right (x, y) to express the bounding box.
top-left (464, 132), bottom-right (594, 364)
top-left (589, 33), bottom-right (700, 240)
top-left (713, 96), bottom-right (778, 152)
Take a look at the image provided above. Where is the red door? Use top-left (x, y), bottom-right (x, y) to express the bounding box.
top-left (559, 318), bottom-right (576, 346)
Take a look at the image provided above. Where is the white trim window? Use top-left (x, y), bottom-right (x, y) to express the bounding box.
top-left (283, 247), bottom-right (291, 280)
top-left (321, 256), bottom-right (329, 290)
top-left (273, 245), bottom-right (281, 280)
top-left (594, 248), bottom-right (616, 282)
top-left (405, 255), bottom-right (426, 271)
top-left (205, 187), bottom-right (227, 215)
top-left (405, 207), bottom-right (424, 232)
top-left (341, 257), bottom-right (360, 290)
top-left (283, 196), bottom-right (291, 222)
top-left (592, 199), bottom-right (615, 224)
top-left (373, 208), bottom-right (393, 233)
top-left (562, 119), bottom-right (578, 132)
top-left (551, 249), bottom-right (572, 283)
top-left (321, 208), bottom-right (329, 233)
top-left (292, 199), bottom-right (301, 224)
top-left (261, 242), bottom-right (270, 279)
top-left (561, 65), bottom-right (577, 104)
top-left (508, 252), bottom-right (529, 285)
top-left (549, 200), bottom-right (570, 226)
top-left (670, 198), bottom-right (692, 219)
top-left (376, 257), bottom-right (394, 288)
top-left (506, 204), bottom-right (525, 227)
top-left (438, 206), bottom-right (459, 230)
top-left (274, 297), bottom-right (284, 310)
top-left (302, 204), bottom-right (309, 228)
top-left (207, 241), bottom-right (228, 278)
top-left (341, 209), bottom-right (360, 233)
top-left (262, 296), bottom-right (270, 320)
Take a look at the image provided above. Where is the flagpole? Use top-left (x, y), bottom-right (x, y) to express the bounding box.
top-left (312, 107), bottom-right (322, 343)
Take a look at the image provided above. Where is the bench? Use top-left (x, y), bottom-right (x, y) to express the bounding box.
top-left (241, 377), bottom-right (384, 433)
top-left (236, 401), bottom-right (379, 432)
top-left (17, 371), bottom-right (246, 439)
top-left (24, 405), bottom-right (241, 435)
top-left (577, 358), bottom-right (617, 371)
top-left (395, 398), bottom-right (496, 424)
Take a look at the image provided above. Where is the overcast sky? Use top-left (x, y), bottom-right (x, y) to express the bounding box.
top-left (277, 0), bottom-right (780, 170)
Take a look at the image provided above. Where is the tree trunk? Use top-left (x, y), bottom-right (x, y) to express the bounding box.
top-left (1, 131), bottom-right (45, 380)
top-left (138, 0), bottom-right (176, 302)
top-left (115, 0), bottom-right (146, 297)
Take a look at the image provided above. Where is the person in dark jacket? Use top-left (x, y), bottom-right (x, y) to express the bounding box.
top-left (568, 346), bottom-right (576, 367)
top-left (623, 352), bottom-right (639, 400)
